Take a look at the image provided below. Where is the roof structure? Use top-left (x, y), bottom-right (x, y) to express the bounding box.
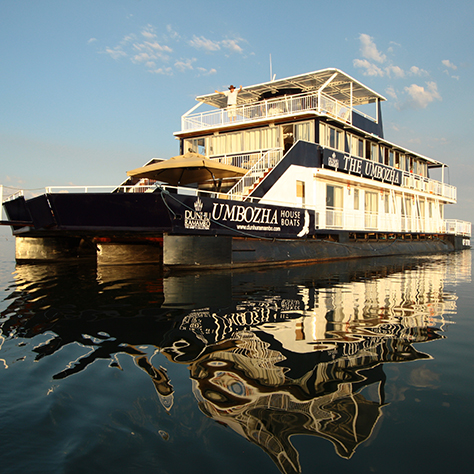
top-left (196, 68), bottom-right (387, 110)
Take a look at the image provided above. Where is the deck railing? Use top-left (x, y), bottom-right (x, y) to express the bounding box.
top-left (319, 207), bottom-right (471, 237)
top-left (402, 172), bottom-right (456, 201)
top-left (181, 91), bottom-right (354, 131)
top-left (224, 149), bottom-right (283, 199)
top-left (445, 219), bottom-right (472, 237)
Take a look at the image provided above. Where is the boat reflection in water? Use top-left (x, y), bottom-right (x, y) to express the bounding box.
top-left (1, 252), bottom-right (471, 474)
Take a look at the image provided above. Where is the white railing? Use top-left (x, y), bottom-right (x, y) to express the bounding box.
top-left (316, 206), bottom-right (471, 237)
top-left (45, 185), bottom-right (159, 194)
top-left (326, 208), bottom-right (344, 228)
top-left (445, 219), bottom-right (471, 237)
top-left (402, 172), bottom-right (456, 201)
top-left (181, 90), bottom-right (355, 131)
top-left (209, 151), bottom-right (267, 170)
top-left (225, 149), bottom-right (283, 199)
top-left (2, 188), bottom-right (24, 202)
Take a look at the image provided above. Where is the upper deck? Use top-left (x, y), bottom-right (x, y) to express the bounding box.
top-left (177, 68), bottom-right (386, 136)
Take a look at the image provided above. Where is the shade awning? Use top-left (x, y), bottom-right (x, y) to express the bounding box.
top-left (127, 152), bottom-right (247, 186)
top-left (196, 68), bottom-right (387, 109)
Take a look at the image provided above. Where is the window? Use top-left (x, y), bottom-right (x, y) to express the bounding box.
top-left (296, 180), bottom-right (305, 206)
top-left (398, 153), bottom-right (406, 170)
top-left (351, 136), bottom-right (364, 158)
top-left (389, 150), bottom-right (394, 167)
top-left (381, 147), bottom-right (388, 165)
top-left (419, 199), bottom-right (425, 218)
top-left (243, 129), bottom-right (261, 151)
top-left (262, 126), bottom-right (278, 149)
top-left (354, 188), bottom-right (360, 210)
top-left (404, 197), bottom-right (412, 218)
top-left (320, 122), bottom-right (327, 146)
top-left (370, 143), bottom-right (378, 162)
top-left (283, 121), bottom-right (314, 153)
top-left (185, 137), bottom-right (206, 155)
top-left (326, 184), bottom-right (343, 227)
top-left (211, 134), bottom-right (227, 155)
top-left (365, 191), bottom-right (378, 228)
top-left (209, 125), bottom-right (280, 157)
top-left (329, 126), bottom-right (343, 151)
top-left (295, 121), bottom-right (313, 142)
top-left (228, 132), bottom-right (242, 153)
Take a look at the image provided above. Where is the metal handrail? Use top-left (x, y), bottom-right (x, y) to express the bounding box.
top-left (401, 171), bottom-right (456, 201)
top-left (181, 90), bottom-right (357, 131)
top-left (445, 219), bottom-right (472, 237)
top-left (226, 148), bottom-right (283, 199)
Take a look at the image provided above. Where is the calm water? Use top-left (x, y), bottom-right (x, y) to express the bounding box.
top-left (1, 233), bottom-right (473, 474)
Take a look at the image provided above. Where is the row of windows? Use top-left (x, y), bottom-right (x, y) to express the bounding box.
top-left (184, 121), bottom-right (314, 157)
top-left (326, 184), bottom-right (443, 218)
top-left (320, 123), bottom-right (428, 177)
top-left (184, 120), bottom-right (429, 179)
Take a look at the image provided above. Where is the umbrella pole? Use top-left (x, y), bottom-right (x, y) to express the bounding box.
top-left (177, 168), bottom-right (185, 186)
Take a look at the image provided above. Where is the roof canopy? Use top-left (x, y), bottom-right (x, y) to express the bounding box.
top-left (127, 152), bottom-right (246, 186)
top-left (196, 68), bottom-right (387, 109)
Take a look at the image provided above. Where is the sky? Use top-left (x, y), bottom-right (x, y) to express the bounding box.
top-left (1, 0), bottom-right (474, 224)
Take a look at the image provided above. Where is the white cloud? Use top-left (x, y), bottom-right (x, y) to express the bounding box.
top-left (442, 59), bottom-right (457, 70)
top-left (403, 81), bottom-right (441, 109)
top-left (188, 35), bottom-right (244, 54)
top-left (197, 67), bottom-right (217, 76)
top-left (142, 31), bottom-right (156, 40)
top-left (132, 52), bottom-right (152, 63)
top-left (409, 66), bottom-right (428, 76)
top-left (221, 39), bottom-right (243, 53)
top-left (385, 65), bottom-right (405, 78)
top-left (175, 58), bottom-right (196, 72)
top-left (146, 42), bottom-right (172, 52)
top-left (104, 47), bottom-right (127, 60)
top-left (100, 25), bottom-right (247, 75)
top-left (88, 38), bottom-right (97, 44)
top-left (189, 35), bottom-right (221, 51)
top-left (359, 34), bottom-right (386, 63)
top-left (442, 60), bottom-right (459, 79)
top-left (385, 86), bottom-right (398, 99)
top-left (149, 67), bottom-right (173, 75)
top-left (166, 25), bottom-right (180, 40)
top-left (353, 58), bottom-right (384, 76)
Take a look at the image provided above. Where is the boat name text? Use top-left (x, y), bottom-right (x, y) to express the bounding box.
top-left (323, 150), bottom-right (402, 186)
top-left (212, 203), bottom-right (300, 226)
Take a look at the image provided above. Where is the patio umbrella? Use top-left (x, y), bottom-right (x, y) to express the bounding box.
top-left (126, 152), bottom-right (246, 187)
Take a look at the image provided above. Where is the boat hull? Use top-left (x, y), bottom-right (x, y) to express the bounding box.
top-left (2, 191), bottom-right (470, 267)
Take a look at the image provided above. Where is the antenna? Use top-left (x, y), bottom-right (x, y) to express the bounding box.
top-left (269, 54), bottom-right (276, 81)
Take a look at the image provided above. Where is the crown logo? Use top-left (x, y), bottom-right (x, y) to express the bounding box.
top-left (328, 152), bottom-right (339, 168)
top-left (194, 197), bottom-right (203, 212)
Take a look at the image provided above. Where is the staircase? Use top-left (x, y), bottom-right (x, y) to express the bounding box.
top-left (227, 149), bottom-right (283, 200)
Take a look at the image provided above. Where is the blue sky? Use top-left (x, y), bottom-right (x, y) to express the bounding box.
top-left (1, 0), bottom-right (473, 223)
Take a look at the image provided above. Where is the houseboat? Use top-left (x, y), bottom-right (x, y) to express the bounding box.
top-left (1, 68), bottom-right (471, 269)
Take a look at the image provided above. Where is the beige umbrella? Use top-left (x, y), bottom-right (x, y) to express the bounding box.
top-left (127, 152), bottom-right (246, 187)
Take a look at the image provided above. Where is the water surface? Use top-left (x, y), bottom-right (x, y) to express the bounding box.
top-left (1, 236), bottom-right (472, 474)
